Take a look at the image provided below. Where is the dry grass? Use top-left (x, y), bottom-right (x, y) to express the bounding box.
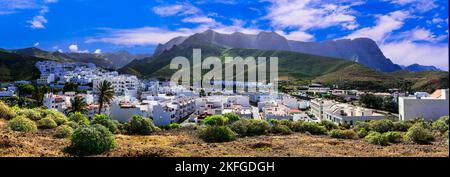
top-left (0, 119), bottom-right (448, 157)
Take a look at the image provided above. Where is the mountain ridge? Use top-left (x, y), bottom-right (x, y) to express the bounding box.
top-left (153, 30), bottom-right (407, 72)
top-left (10, 47), bottom-right (149, 69)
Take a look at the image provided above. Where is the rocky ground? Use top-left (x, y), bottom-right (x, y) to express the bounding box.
top-left (0, 119), bottom-right (448, 157)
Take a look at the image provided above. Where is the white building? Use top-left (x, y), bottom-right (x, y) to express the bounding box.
top-left (93, 74), bottom-right (140, 96)
top-left (310, 99), bottom-right (334, 120)
top-left (223, 96), bottom-right (252, 118)
top-left (322, 103), bottom-right (384, 125)
top-left (398, 89), bottom-right (449, 121)
top-left (109, 100), bottom-right (145, 122)
top-left (151, 96), bottom-right (196, 126)
top-left (43, 93), bottom-right (71, 112)
top-left (37, 74), bottom-right (55, 85)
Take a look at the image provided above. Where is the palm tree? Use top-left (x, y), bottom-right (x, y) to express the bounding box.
top-left (68, 96), bottom-right (87, 114)
top-left (95, 80), bottom-right (115, 114)
top-left (32, 86), bottom-right (48, 106)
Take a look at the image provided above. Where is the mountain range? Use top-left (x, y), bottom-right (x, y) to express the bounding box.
top-left (154, 30), bottom-right (443, 72)
top-left (120, 31), bottom-right (448, 91)
top-left (10, 47), bottom-right (149, 69)
top-left (0, 30), bottom-right (447, 91)
top-left (401, 64), bottom-right (441, 72)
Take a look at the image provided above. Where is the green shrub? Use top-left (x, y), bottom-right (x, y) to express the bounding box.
top-left (125, 115), bottom-right (156, 135)
top-left (66, 121), bottom-right (80, 129)
top-left (16, 109), bottom-right (41, 120)
top-left (223, 113), bottom-right (240, 123)
top-left (393, 121), bottom-right (413, 132)
top-left (329, 129), bottom-right (357, 139)
top-left (230, 119), bottom-right (270, 136)
top-left (68, 112), bottom-right (90, 126)
top-left (404, 123), bottom-right (434, 144)
top-left (369, 119), bottom-right (394, 133)
top-left (432, 116), bottom-right (449, 133)
top-left (365, 131), bottom-right (389, 146)
top-left (67, 124), bottom-right (115, 156)
top-left (199, 126), bottom-right (237, 143)
top-left (37, 117), bottom-right (58, 129)
top-left (278, 119), bottom-right (293, 128)
top-left (41, 109), bottom-right (68, 125)
top-left (181, 123), bottom-right (199, 130)
top-left (354, 121), bottom-right (371, 131)
top-left (54, 125), bottom-right (73, 138)
top-left (92, 114), bottom-right (118, 133)
top-left (319, 120), bottom-right (338, 130)
top-left (7, 116), bottom-right (37, 132)
top-left (269, 119), bottom-right (279, 125)
top-left (169, 123), bottom-right (182, 129)
top-left (290, 121), bottom-right (305, 132)
top-left (298, 122), bottom-right (328, 135)
top-left (339, 122), bottom-right (351, 130)
top-left (357, 128), bottom-right (369, 138)
top-left (383, 131), bottom-right (402, 143)
top-left (203, 115), bottom-right (228, 126)
top-left (270, 124), bottom-right (293, 135)
top-left (0, 101), bottom-right (15, 119)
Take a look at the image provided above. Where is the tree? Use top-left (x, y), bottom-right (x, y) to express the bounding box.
top-left (68, 96), bottom-right (87, 114)
top-left (399, 80), bottom-right (412, 95)
top-left (17, 84), bottom-right (35, 96)
top-left (359, 93), bottom-right (382, 109)
top-left (199, 89), bottom-right (206, 97)
top-left (63, 82), bottom-right (79, 93)
top-left (32, 86), bottom-right (48, 106)
top-left (95, 80), bottom-right (114, 114)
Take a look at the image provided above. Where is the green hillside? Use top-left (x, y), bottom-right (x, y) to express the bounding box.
top-left (119, 43), bottom-right (360, 80)
top-left (12, 47), bottom-right (115, 69)
top-left (0, 50), bottom-right (46, 82)
top-left (120, 43), bottom-right (448, 92)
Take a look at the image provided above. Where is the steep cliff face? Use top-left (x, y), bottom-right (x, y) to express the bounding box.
top-left (289, 38), bottom-right (402, 72)
top-left (153, 36), bottom-right (188, 56)
top-left (154, 30), bottom-right (402, 72)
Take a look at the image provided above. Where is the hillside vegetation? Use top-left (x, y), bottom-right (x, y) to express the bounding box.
top-left (120, 43), bottom-right (448, 91)
top-left (0, 101), bottom-right (448, 157)
top-left (0, 50), bottom-right (45, 82)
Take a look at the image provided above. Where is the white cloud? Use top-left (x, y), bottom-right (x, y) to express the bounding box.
top-left (386, 0), bottom-right (437, 13)
top-left (345, 10), bottom-right (409, 42)
top-left (69, 44), bottom-right (78, 52)
top-left (86, 17), bottom-right (264, 45)
top-left (57, 49), bottom-right (63, 53)
top-left (408, 28), bottom-right (447, 42)
top-left (152, 4), bottom-right (199, 17)
top-left (182, 16), bottom-right (215, 23)
top-left (34, 42), bottom-right (40, 47)
top-left (380, 41), bottom-right (448, 70)
top-left (0, 0), bottom-right (38, 15)
top-left (94, 49), bottom-right (102, 54)
top-left (25, 0), bottom-right (57, 29)
top-left (265, 0), bottom-right (359, 31)
top-left (28, 15), bottom-right (47, 29)
top-left (69, 44), bottom-right (88, 53)
top-left (276, 30), bottom-right (314, 41)
top-left (86, 27), bottom-right (202, 45)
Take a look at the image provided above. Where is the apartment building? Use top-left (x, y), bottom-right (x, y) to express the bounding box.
top-left (322, 103), bottom-right (384, 125)
top-left (398, 89), bottom-right (449, 121)
top-left (310, 99), bottom-right (334, 120)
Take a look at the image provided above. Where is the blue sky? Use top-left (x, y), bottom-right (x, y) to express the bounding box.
top-left (0, 0), bottom-right (448, 69)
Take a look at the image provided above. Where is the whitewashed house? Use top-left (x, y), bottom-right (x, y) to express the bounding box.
top-left (322, 103), bottom-right (385, 125)
top-left (43, 93), bottom-right (71, 112)
top-left (310, 99), bottom-right (334, 120)
top-left (398, 89), bottom-right (449, 121)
